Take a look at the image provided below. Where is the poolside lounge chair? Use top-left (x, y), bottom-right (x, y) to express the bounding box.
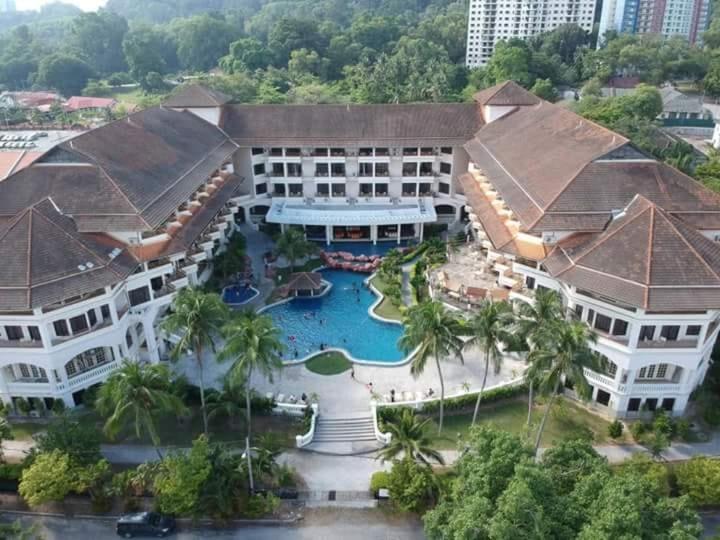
top-left (277, 393), bottom-right (285, 403)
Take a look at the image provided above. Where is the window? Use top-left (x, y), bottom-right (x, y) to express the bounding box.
top-left (69, 314), bottom-right (88, 334)
top-left (150, 276), bottom-right (163, 291)
top-left (128, 287), bottom-right (151, 307)
top-left (315, 163), bottom-right (328, 177)
top-left (646, 365), bottom-right (656, 378)
top-left (375, 183), bottom-right (388, 196)
top-left (253, 163), bottom-right (265, 175)
top-left (438, 182), bottom-right (450, 194)
top-left (661, 398), bottom-right (675, 411)
top-left (375, 148), bottom-right (389, 156)
top-left (274, 184), bottom-right (286, 196)
top-left (403, 147), bottom-right (418, 156)
top-left (288, 184), bottom-right (303, 197)
top-left (28, 326), bottom-right (41, 341)
top-left (65, 360), bottom-right (77, 377)
top-left (359, 183), bottom-right (372, 196)
top-left (375, 163), bottom-right (389, 176)
top-left (402, 183), bottom-right (417, 196)
top-left (687, 325), bottom-right (701, 336)
top-left (269, 147), bottom-right (282, 156)
top-left (286, 147), bottom-right (301, 156)
top-left (330, 147), bottom-right (345, 157)
top-left (440, 162), bottom-right (451, 175)
top-left (53, 320), bottom-right (69, 337)
top-left (19, 364), bottom-right (30, 378)
top-left (271, 163), bottom-right (284, 177)
top-left (656, 363), bottom-right (668, 378)
top-left (419, 183), bottom-right (432, 195)
top-left (4, 326), bottom-right (22, 340)
top-left (313, 148), bottom-right (328, 156)
top-left (100, 305), bottom-right (111, 321)
top-left (596, 389), bottom-right (611, 406)
top-left (594, 313), bottom-right (612, 333)
top-left (251, 147), bottom-right (264, 155)
top-left (359, 148), bottom-right (373, 156)
top-left (627, 398), bottom-right (641, 412)
top-left (359, 163), bottom-right (373, 177)
top-left (612, 319), bottom-right (628, 336)
top-left (316, 183), bottom-right (329, 196)
top-left (639, 325), bottom-right (655, 341)
top-left (331, 184), bottom-right (345, 197)
top-left (419, 162), bottom-right (434, 176)
top-left (87, 309), bottom-right (97, 327)
top-left (660, 325), bottom-right (680, 341)
top-left (402, 163), bottom-right (417, 176)
top-left (287, 163), bottom-right (302, 177)
top-left (255, 182), bottom-right (267, 195)
top-left (585, 308), bottom-right (595, 324)
top-left (126, 331), bottom-right (133, 349)
top-left (441, 147), bottom-right (453, 155)
top-left (645, 398), bottom-right (658, 411)
top-left (420, 147), bottom-right (434, 156)
top-left (574, 304), bottom-right (583, 319)
top-left (331, 163), bottom-right (345, 177)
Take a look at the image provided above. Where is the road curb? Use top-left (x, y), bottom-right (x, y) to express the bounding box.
top-left (0, 509), bottom-right (304, 526)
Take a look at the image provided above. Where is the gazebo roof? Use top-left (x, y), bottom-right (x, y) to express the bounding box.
top-left (285, 272), bottom-right (324, 292)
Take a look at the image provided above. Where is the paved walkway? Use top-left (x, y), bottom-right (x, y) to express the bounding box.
top-left (235, 222), bottom-right (275, 309)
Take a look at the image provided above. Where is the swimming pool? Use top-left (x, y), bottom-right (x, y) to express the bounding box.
top-left (264, 269), bottom-right (405, 363)
top-left (222, 284), bottom-right (259, 306)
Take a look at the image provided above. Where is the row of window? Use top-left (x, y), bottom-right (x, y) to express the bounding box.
top-left (52, 304), bottom-right (111, 338)
top-left (264, 181), bottom-right (451, 198)
top-left (253, 147), bottom-right (453, 157)
top-left (64, 347), bottom-right (110, 378)
top-left (254, 162), bottom-right (451, 178)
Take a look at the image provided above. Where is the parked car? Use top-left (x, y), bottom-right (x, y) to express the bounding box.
top-left (116, 512), bottom-right (175, 538)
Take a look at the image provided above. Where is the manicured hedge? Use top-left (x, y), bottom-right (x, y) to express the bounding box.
top-left (419, 382), bottom-right (527, 414)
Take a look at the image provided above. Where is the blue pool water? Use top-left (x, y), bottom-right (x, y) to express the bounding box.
top-left (265, 269), bottom-right (405, 363)
top-left (313, 241), bottom-right (412, 257)
top-left (222, 284), bottom-right (259, 305)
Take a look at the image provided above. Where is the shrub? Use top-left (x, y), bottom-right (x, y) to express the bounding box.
top-left (243, 493), bottom-right (280, 518)
top-left (275, 464), bottom-right (297, 488)
top-left (387, 458), bottom-right (437, 514)
top-left (51, 398), bottom-right (66, 415)
top-left (608, 420), bottom-right (624, 439)
top-left (652, 410), bottom-right (674, 437)
top-left (617, 453), bottom-right (671, 496)
top-left (0, 463), bottom-right (24, 481)
top-left (14, 398), bottom-right (30, 415)
top-left (419, 383), bottom-right (527, 414)
top-left (370, 471), bottom-right (390, 495)
top-left (82, 385), bottom-right (99, 409)
top-left (630, 421), bottom-right (646, 442)
top-left (676, 457), bottom-right (720, 506)
top-left (675, 418), bottom-right (691, 441)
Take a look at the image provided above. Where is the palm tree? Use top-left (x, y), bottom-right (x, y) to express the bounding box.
top-left (514, 289), bottom-right (564, 427)
top-left (162, 287), bottom-right (229, 437)
top-left (465, 300), bottom-right (515, 426)
top-left (528, 320), bottom-right (599, 453)
top-left (398, 301), bottom-right (464, 433)
top-left (96, 360), bottom-right (187, 458)
top-left (275, 227), bottom-right (317, 272)
top-left (219, 310), bottom-right (283, 440)
top-left (206, 378), bottom-right (246, 430)
top-left (378, 409), bottom-right (445, 466)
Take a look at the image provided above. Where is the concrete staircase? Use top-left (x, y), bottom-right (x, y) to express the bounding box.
top-left (306, 413), bottom-right (381, 454)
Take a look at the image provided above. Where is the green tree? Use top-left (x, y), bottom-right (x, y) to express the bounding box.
top-left (275, 227), bottom-right (317, 271)
top-left (122, 25), bottom-right (168, 88)
top-left (219, 310), bottom-right (283, 442)
top-left (71, 10), bottom-right (128, 75)
top-left (163, 287), bottom-right (229, 437)
top-left (704, 61), bottom-right (720, 98)
top-left (206, 378), bottom-right (246, 429)
top-left (514, 289), bottom-right (564, 426)
top-left (387, 457), bottom-right (438, 513)
top-left (465, 299), bottom-right (514, 425)
top-left (268, 17), bottom-right (326, 64)
top-left (676, 456), bottom-right (720, 506)
top-left (220, 37), bottom-right (273, 73)
top-left (171, 14), bottom-right (239, 71)
top-left (378, 409), bottom-right (444, 466)
top-left (19, 450), bottom-right (77, 507)
top-left (36, 54), bottom-right (95, 97)
top-left (530, 78), bottom-right (557, 102)
top-left (527, 320), bottom-right (598, 453)
top-left (398, 301), bottom-right (464, 433)
top-left (485, 40), bottom-right (533, 87)
top-left (541, 439), bottom-right (608, 494)
top-left (154, 435), bottom-right (212, 517)
top-left (36, 416), bottom-right (102, 465)
top-left (96, 360), bottom-right (187, 457)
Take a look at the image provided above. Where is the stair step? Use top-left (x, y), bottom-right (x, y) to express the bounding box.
top-left (318, 417), bottom-right (374, 424)
top-left (316, 425), bottom-right (375, 432)
top-left (313, 435), bottom-right (378, 442)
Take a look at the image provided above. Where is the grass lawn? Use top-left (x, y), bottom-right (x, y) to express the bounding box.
top-left (370, 275), bottom-right (403, 321)
top-left (428, 397), bottom-right (626, 450)
top-left (9, 422), bottom-right (46, 441)
top-left (75, 407), bottom-right (300, 449)
top-left (305, 351), bottom-right (352, 375)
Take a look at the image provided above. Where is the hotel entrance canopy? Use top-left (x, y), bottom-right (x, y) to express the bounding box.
top-left (266, 199), bottom-right (437, 226)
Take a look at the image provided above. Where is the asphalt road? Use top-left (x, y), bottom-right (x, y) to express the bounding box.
top-left (4, 508), bottom-right (425, 539)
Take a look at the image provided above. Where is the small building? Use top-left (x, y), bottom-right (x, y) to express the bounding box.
top-left (64, 96), bottom-right (118, 114)
top-left (0, 91), bottom-right (61, 110)
top-left (658, 86), bottom-right (713, 127)
top-left (280, 272), bottom-right (325, 297)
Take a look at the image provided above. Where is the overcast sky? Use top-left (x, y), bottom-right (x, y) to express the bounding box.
top-left (17, 0), bottom-right (106, 11)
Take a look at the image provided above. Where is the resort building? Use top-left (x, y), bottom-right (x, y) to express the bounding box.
top-left (598, 0), bottom-right (711, 45)
top-left (465, 0), bottom-right (598, 67)
top-left (0, 81), bottom-right (718, 420)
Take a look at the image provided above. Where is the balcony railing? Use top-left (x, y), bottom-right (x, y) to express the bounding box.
top-left (0, 339), bottom-right (43, 349)
top-left (637, 338), bottom-right (698, 349)
top-left (50, 317), bottom-right (113, 346)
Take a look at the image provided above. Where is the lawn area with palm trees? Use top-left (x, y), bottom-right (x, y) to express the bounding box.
top-left (370, 274), bottom-right (404, 320)
top-left (426, 396), bottom-right (627, 450)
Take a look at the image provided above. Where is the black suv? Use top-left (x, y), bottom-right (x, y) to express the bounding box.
top-left (116, 512), bottom-right (175, 538)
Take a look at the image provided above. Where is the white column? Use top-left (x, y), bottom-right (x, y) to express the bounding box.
top-left (142, 318), bottom-right (160, 363)
top-left (397, 223), bottom-right (402, 244)
top-left (280, 223), bottom-right (287, 234)
top-left (371, 225), bottom-right (378, 245)
top-left (418, 222), bottom-right (424, 242)
top-left (326, 225), bottom-right (332, 246)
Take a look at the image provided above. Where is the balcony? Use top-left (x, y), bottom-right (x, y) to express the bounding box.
top-left (0, 339), bottom-right (43, 349)
top-left (637, 338), bottom-right (698, 349)
top-left (67, 360), bottom-right (119, 390)
top-left (628, 381), bottom-right (683, 395)
top-left (583, 367), bottom-right (617, 390)
top-left (50, 317), bottom-right (114, 346)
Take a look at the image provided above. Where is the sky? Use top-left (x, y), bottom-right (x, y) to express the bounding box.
top-left (17, 0), bottom-right (106, 11)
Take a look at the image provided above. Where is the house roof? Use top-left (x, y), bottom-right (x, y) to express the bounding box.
top-left (7, 107), bottom-right (238, 231)
top-left (222, 103), bottom-right (484, 146)
top-left (472, 81), bottom-right (541, 108)
top-left (660, 86), bottom-right (706, 115)
top-left (163, 84), bottom-right (232, 108)
top-left (544, 195), bottom-right (720, 311)
top-left (0, 199), bottom-right (138, 311)
top-left (285, 272), bottom-right (324, 291)
top-left (64, 96), bottom-right (117, 111)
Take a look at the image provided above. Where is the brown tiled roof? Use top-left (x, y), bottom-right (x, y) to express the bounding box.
top-left (163, 84), bottom-right (231, 108)
top-left (222, 103), bottom-right (484, 146)
top-left (545, 195), bottom-right (720, 310)
top-left (473, 81), bottom-right (541, 108)
top-left (35, 107), bottom-right (237, 230)
top-left (0, 199), bottom-right (138, 311)
top-left (286, 272), bottom-right (324, 291)
top-left (465, 102), bottom-right (627, 230)
top-left (458, 173), bottom-right (514, 248)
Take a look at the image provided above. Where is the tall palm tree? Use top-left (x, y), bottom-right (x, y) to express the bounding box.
top-left (398, 301), bottom-right (464, 433)
top-left (219, 310), bottom-right (283, 440)
top-left (528, 320), bottom-right (599, 453)
top-left (162, 287), bottom-right (229, 437)
top-left (514, 289), bottom-right (565, 426)
top-left (378, 409), bottom-right (445, 466)
top-left (96, 360), bottom-right (187, 459)
top-left (275, 227), bottom-right (317, 272)
top-left (465, 300), bottom-right (515, 425)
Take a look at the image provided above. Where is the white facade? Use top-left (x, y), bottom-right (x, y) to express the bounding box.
top-left (465, 0), bottom-right (598, 67)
